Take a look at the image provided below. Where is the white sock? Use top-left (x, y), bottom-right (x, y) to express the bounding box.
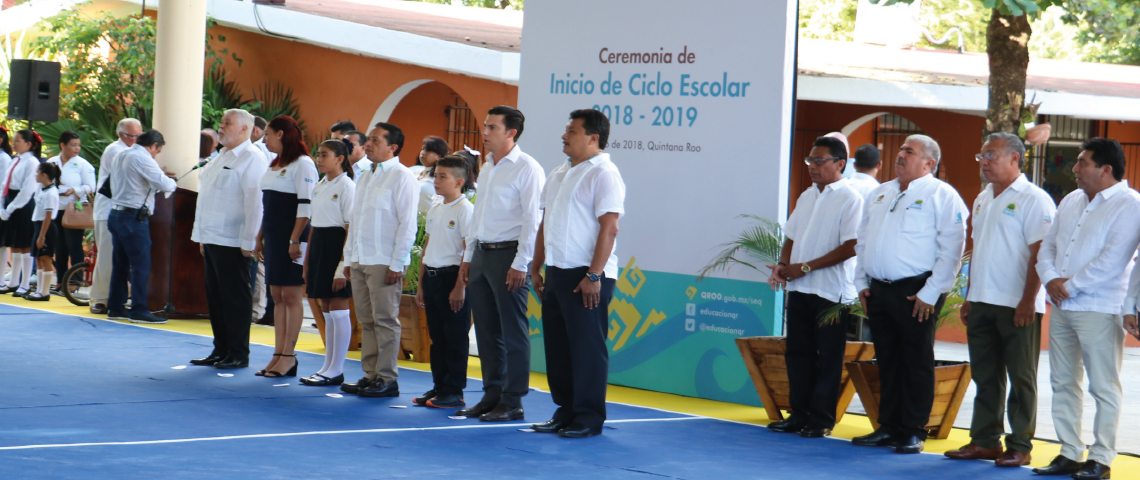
top-left (0, 247), bottom-right (9, 285)
top-left (36, 270), bottom-right (49, 295)
top-left (8, 253), bottom-right (23, 289)
top-left (315, 312), bottom-right (335, 376)
top-left (325, 309), bottom-right (352, 378)
top-left (20, 254), bottom-right (33, 291)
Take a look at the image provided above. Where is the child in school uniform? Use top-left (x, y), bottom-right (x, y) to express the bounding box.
top-left (299, 139), bottom-right (356, 387)
top-left (25, 162), bottom-right (61, 302)
top-left (413, 154), bottom-right (476, 409)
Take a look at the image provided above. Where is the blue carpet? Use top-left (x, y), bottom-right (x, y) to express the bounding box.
top-left (0, 305), bottom-right (1029, 479)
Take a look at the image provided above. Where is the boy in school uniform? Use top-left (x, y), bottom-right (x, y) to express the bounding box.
top-left (414, 155), bottom-right (476, 409)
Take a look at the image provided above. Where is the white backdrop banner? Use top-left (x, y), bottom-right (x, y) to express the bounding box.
top-left (517, 0), bottom-right (797, 405)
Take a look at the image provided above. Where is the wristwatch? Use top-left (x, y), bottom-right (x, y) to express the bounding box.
top-left (586, 272), bottom-right (601, 282)
top-left (800, 263), bottom-right (812, 274)
top-left (289, 240), bottom-right (300, 245)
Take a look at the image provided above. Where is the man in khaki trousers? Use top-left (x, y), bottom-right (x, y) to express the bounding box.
top-left (340, 122), bottom-right (418, 399)
top-left (1035, 138), bottom-right (1140, 480)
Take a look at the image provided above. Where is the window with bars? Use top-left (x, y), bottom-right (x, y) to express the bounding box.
top-left (446, 100), bottom-right (482, 155)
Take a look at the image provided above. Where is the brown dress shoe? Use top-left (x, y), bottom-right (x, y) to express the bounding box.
top-left (944, 443), bottom-right (1003, 460)
top-left (994, 450), bottom-right (1031, 467)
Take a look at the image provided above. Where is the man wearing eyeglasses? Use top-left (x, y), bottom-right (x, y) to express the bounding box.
top-left (89, 118), bottom-right (142, 315)
top-left (764, 136), bottom-right (863, 439)
top-left (944, 132), bottom-right (1054, 468)
top-left (851, 135), bottom-right (968, 454)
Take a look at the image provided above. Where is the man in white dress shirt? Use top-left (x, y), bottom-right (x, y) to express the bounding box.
top-left (89, 118), bottom-right (141, 315)
top-left (339, 122), bottom-right (418, 399)
top-left (106, 130), bottom-right (177, 325)
top-left (529, 109), bottom-right (624, 438)
top-left (457, 106), bottom-right (546, 422)
top-left (848, 144), bottom-right (881, 199)
top-left (1034, 138), bottom-right (1140, 479)
top-left (944, 133), bottom-right (1054, 468)
top-left (345, 130), bottom-right (372, 179)
top-left (851, 135), bottom-right (968, 454)
top-left (190, 109), bottom-right (268, 370)
top-left (765, 136), bottom-right (862, 439)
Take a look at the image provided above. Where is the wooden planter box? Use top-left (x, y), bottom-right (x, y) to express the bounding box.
top-left (845, 360), bottom-right (972, 439)
top-left (397, 294), bottom-right (431, 363)
top-left (735, 336), bottom-right (875, 422)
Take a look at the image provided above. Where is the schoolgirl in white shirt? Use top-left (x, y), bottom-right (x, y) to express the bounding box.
top-left (300, 139), bottom-right (357, 387)
top-left (24, 163), bottom-right (62, 301)
top-left (414, 136), bottom-right (448, 214)
top-left (0, 130), bottom-right (44, 297)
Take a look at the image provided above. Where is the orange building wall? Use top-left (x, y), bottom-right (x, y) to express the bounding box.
top-left (389, 82), bottom-right (460, 163)
top-left (206, 25), bottom-right (517, 166)
top-left (1105, 120), bottom-right (1140, 143)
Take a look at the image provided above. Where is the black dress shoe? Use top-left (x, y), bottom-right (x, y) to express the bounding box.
top-left (558, 423), bottom-right (601, 438)
top-left (0, 286), bottom-right (16, 294)
top-left (413, 389), bottom-right (437, 406)
top-left (532, 418), bottom-right (573, 433)
top-left (190, 354), bottom-right (225, 366)
top-left (480, 404), bottom-right (524, 422)
top-left (300, 373), bottom-right (344, 386)
top-left (767, 417), bottom-right (808, 433)
top-left (1032, 455), bottom-right (1084, 476)
top-left (358, 380), bottom-right (399, 398)
top-left (894, 435), bottom-right (924, 454)
top-left (456, 400), bottom-right (498, 418)
top-left (800, 427), bottom-right (832, 438)
top-left (852, 429), bottom-right (896, 446)
top-left (341, 377), bottom-right (373, 394)
top-left (1070, 460), bottom-right (1110, 479)
top-left (214, 357), bottom-right (249, 369)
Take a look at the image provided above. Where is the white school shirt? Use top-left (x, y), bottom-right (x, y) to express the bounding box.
top-left (191, 140), bottom-right (268, 251)
top-left (109, 144), bottom-right (177, 212)
top-left (855, 174), bottom-right (969, 305)
top-left (967, 175), bottom-right (1055, 313)
top-left (0, 151), bottom-right (11, 208)
top-left (343, 157), bottom-right (419, 271)
top-left (94, 140), bottom-right (128, 221)
top-left (848, 172), bottom-right (880, 200)
top-left (540, 153), bottom-right (625, 279)
top-left (33, 184), bottom-right (60, 221)
top-left (260, 155), bottom-right (317, 218)
top-left (46, 155), bottom-right (97, 204)
top-left (784, 178), bottom-right (864, 304)
top-left (352, 157), bottom-right (372, 179)
top-left (311, 172), bottom-right (354, 228)
top-left (253, 138), bottom-right (277, 162)
top-left (417, 174), bottom-right (439, 215)
top-left (462, 145), bottom-right (546, 272)
top-left (1038, 181), bottom-right (1140, 315)
top-left (3, 152), bottom-right (41, 214)
top-left (423, 196), bottom-right (475, 268)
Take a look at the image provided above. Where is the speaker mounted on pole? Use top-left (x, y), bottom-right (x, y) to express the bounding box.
top-left (6, 59), bottom-right (61, 123)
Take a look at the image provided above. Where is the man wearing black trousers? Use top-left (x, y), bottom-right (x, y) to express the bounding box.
top-left (765, 136), bottom-right (863, 438)
top-left (189, 109), bottom-right (268, 369)
top-left (457, 106), bottom-right (546, 422)
top-left (852, 135), bottom-right (968, 454)
top-left (530, 109), bottom-right (625, 438)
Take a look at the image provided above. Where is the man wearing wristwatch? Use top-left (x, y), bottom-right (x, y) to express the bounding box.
top-left (764, 136), bottom-right (863, 439)
top-left (529, 109), bottom-right (625, 438)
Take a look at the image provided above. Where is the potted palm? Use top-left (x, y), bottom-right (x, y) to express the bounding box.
top-left (818, 254), bottom-right (973, 440)
top-left (698, 215), bottom-right (874, 423)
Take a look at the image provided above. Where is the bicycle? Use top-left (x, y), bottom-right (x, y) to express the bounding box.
top-left (62, 244), bottom-right (97, 307)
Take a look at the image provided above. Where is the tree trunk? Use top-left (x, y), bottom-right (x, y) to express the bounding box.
top-left (984, 10), bottom-right (1032, 136)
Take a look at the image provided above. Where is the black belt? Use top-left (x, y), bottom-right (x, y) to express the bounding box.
top-left (424, 265), bottom-right (460, 277)
top-left (871, 271), bottom-right (932, 286)
top-left (112, 205), bottom-right (141, 214)
top-left (478, 240), bottom-right (518, 251)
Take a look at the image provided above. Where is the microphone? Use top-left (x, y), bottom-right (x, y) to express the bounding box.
top-left (176, 160), bottom-right (209, 182)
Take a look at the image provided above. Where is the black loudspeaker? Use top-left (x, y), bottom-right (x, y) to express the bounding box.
top-left (6, 59), bottom-right (61, 123)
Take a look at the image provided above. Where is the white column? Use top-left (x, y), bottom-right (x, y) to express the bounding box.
top-left (151, 0), bottom-right (207, 191)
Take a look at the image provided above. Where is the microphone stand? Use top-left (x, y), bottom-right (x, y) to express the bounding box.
top-left (159, 162), bottom-right (209, 318)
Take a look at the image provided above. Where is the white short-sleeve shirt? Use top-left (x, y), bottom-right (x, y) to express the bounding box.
top-left (46, 155), bottom-right (97, 204)
top-left (260, 156), bottom-right (317, 218)
top-left (540, 153), bottom-right (625, 278)
top-left (311, 172), bottom-right (354, 228)
top-left (34, 185), bottom-right (60, 221)
top-left (784, 178), bottom-right (864, 303)
top-left (967, 175), bottom-right (1055, 313)
top-left (423, 196), bottom-right (474, 268)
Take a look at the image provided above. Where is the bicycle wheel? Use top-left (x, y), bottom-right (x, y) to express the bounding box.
top-left (62, 262), bottom-right (91, 307)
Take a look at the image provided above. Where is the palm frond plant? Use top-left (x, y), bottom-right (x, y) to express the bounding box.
top-left (402, 213), bottom-right (429, 295)
top-left (818, 252), bottom-right (972, 331)
top-left (697, 214), bottom-right (784, 281)
top-left (253, 81), bottom-right (304, 131)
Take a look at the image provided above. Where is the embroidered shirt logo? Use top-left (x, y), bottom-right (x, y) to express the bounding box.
top-left (331, 194), bottom-right (338, 201)
top-left (1002, 203), bottom-right (1017, 217)
top-left (279, 169), bottom-right (287, 177)
top-left (906, 199), bottom-right (924, 210)
top-left (448, 220), bottom-right (456, 229)
top-left (874, 195), bottom-right (885, 204)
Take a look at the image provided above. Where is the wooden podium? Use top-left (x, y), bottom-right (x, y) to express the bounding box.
top-left (147, 188), bottom-right (209, 317)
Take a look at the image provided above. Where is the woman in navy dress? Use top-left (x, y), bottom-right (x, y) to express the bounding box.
top-left (254, 116), bottom-right (317, 377)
